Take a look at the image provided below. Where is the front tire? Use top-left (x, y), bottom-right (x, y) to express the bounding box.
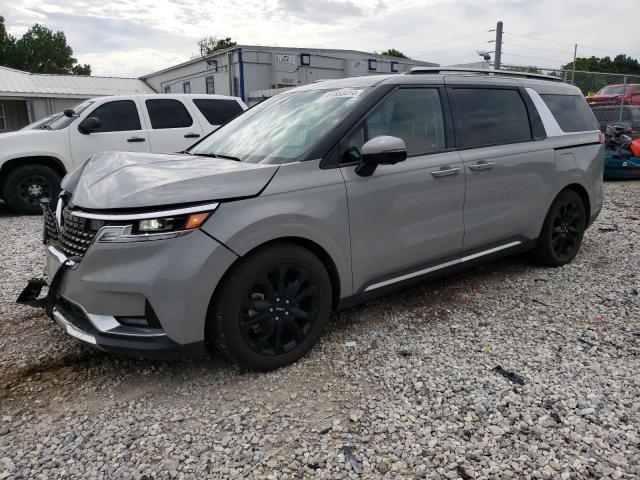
top-left (532, 189), bottom-right (586, 267)
top-left (207, 243), bottom-right (332, 371)
top-left (3, 164), bottom-right (61, 214)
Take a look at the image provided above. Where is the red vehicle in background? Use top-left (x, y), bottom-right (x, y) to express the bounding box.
top-left (587, 84), bottom-right (640, 106)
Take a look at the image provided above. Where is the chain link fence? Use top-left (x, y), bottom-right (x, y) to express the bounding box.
top-left (504, 65), bottom-right (640, 132)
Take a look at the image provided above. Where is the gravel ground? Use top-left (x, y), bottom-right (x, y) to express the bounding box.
top-left (0, 181), bottom-right (638, 480)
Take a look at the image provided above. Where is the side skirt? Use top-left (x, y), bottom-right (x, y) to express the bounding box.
top-left (336, 237), bottom-right (536, 311)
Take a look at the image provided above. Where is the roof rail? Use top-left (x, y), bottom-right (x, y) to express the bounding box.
top-left (406, 67), bottom-right (563, 82)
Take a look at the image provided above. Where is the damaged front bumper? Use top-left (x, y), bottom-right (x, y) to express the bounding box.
top-left (17, 245), bottom-right (207, 359)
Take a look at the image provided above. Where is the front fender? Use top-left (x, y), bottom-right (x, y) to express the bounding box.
top-left (201, 161), bottom-right (354, 298)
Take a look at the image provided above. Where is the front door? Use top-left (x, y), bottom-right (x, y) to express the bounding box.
top-left (70, 99), bottom-right (150, 164)
top-left (340, 87), bottom-right (466, 292)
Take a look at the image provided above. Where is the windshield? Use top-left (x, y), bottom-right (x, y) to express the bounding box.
top-left (47, 100), bottom-right (94, 130)
top-left (598, 85), bottom-right (625, 95)
top-left (189, 87), bottom-right (368, 163)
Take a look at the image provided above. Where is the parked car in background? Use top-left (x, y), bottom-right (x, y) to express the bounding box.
top-left (591, 105), bottom-right (640, 136)
top-left (0, 94), bottom-right (247, 213)
top-left (586, 84), bottom-right (640, 107)
top-left (21, 68), bottom-right (604, 371)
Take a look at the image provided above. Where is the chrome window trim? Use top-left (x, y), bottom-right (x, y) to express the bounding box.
top-left (364, 241), bottom-right (522, 292)
top-left (70, 202), bottom-right (219, 221)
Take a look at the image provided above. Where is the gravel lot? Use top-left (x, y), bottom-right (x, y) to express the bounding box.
top-left (0, 181), bottom-right (638, 480)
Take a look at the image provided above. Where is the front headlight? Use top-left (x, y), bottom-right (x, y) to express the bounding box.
top-left (73, 204), bottom-right (218, 244)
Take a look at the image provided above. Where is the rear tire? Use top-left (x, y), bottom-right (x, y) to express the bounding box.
top-left (531, 189), bottom-right (586, 267)
top-left (206, 243), bottom-right (332, 371)
top-left (3, 164), bottom-right (61, 214)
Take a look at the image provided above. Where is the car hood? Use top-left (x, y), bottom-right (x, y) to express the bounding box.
top-left (68, 151), bottom-right (279, 210)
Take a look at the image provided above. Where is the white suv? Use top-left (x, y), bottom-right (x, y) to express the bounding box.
top-left (0, 94), bottom-right (247, 213)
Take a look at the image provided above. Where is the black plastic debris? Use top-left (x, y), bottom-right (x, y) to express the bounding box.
top-left (550, 412), bottom-right (562, 424)
top-left (457, 466), bottom-right (472, 480)
top-left (318, 426), bottom-right (331, 435)
top-left (397, 350), bottom-right (412, 358)
top-left (341, 446), bottom-right (363, 474)
top-left (492, 366), bottom-right (525, 386)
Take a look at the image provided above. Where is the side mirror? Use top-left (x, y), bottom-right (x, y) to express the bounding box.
top-left (78, 116), bottom-right (101, 134)
top-left (355, 135), bottom-right (407, 177)
top-left (63, 108), bottom-right (75, 118)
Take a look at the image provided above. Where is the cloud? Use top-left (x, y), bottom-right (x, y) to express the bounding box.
top-left (276, 0), bottom-right (364, 22)
top-left (1, 0), bottom-right (638, 77)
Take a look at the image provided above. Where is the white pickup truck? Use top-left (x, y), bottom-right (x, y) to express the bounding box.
top-left (0, 94), bottom-right (247, 213)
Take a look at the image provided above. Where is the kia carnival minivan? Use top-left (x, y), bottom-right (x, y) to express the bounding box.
top-left (20, 68), bottom-right (604, 371)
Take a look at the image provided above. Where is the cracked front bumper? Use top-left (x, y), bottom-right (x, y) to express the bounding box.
top-left (33, 228), bottom-right (238, 359)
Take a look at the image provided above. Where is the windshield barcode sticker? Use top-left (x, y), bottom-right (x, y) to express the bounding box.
top-left (324, 89), bottom-right (363, 98)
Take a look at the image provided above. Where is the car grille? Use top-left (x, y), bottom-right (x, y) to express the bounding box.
top-left (42, 202), bottom-right (97, 259)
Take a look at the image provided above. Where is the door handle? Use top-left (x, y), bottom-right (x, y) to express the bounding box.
top-left (184, 133), bottom-right (201, 138)
top-left (431, 167), bottom-right (460, 178)
top-left (468, 161), bottom-right (495, 172)
top-left (127, 137), bottom-right (146, 143)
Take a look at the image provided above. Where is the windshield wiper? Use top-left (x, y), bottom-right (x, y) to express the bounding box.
top-left (190, 152), bottom-right (242, 162)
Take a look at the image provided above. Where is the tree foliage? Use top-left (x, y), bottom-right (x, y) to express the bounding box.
top-left (381, 48), bottom-right (408, 59)
top-left (198, 36), bottom-right (237, 57)
top-left (0, 18), bottom-right (91, 75)
top-left (562, 54), bottom-right (640, 75)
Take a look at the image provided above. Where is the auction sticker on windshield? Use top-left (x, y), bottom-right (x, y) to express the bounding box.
top-left (324, 89), bottom-right (363, 98)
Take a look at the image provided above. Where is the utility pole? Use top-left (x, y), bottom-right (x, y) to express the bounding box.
top-left (494, 21), bottom-right (503, 70)
top-left (571, 43), bottom-right (577, 85)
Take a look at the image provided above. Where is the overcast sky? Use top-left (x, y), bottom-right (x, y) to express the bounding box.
top-left (2, 0), bottom-right (639, 77)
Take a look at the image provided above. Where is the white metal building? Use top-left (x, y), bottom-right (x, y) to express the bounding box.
top-left (0, 66), bottom-right (154, 131)
top-left (142, 45), bottom-right (437, 106)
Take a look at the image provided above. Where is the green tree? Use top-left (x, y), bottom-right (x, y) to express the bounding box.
top-left (0, 16), bottom-right (17, 65)
top-left (561, 54), bottom-right (640, 75)
top-left (381, 48), bottom-right (408, 59)
top-left (198, 36), bottom-right (237, 57)
top-left (0, 20), bottom-right (91, 75)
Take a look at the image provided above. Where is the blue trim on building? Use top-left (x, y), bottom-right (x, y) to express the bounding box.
top-left (205, 75), bottom-right (215, 94)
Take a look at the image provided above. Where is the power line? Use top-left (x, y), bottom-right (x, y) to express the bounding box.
top-left (503, 31), bottom-right (623, 56)
top-left (503, 41), bottom-right (572, 56)
top-left (502, 51), bottom-right (566, 65)
top-left (403, 31), bottom-right (491, 55)
top-left (411, 42), bottom-right (492, 59)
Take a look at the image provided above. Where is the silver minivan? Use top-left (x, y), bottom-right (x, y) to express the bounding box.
top-left (20, 68), bottom-right (604, 370)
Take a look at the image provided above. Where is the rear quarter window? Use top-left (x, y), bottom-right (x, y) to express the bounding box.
top-left (193, 99), bottom-right (244, 125)
top-left (541, 94), bottom-right (599, 132)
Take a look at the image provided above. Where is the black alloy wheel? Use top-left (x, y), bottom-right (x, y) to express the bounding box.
top-left (207, 243), bottom-right (332, 371)
top-left (240, 264), bottom-right (320, 356)
top-left (532, 189), bottom-right (586, 267)
top-left (550, 200), bottom-right (583, 260)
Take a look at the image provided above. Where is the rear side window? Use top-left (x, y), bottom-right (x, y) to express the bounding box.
top-left (88, 100), bottom-right (141, 132)
top-left (541, 94), bottom-right (599, 132)
top-left (193, 99), bottom-right (244, 125)
top-left (145, 99), bottom-right (193, 129)
top-left (453, 88), bottom-right (531, 148)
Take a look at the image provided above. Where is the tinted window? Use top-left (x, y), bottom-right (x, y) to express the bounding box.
top-left (453, 88), bottom-right (531, 148)
top-left (145, 99), bottom-right (193, 129)
top-left (341, 88), bottom-right (445, 162)
top-left (88, 100), bottom-right (141, 133)
top-left (541, 94), bottom-right (599, 132)
top-left (193, 99), bottom-right (244, 125)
